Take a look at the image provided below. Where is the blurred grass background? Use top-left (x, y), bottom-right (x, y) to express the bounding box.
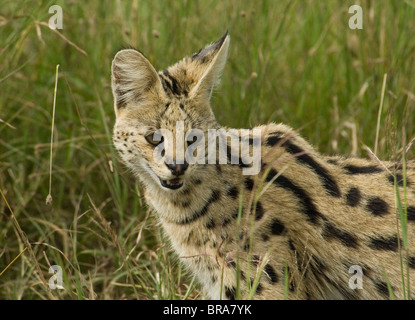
top-left (1, 0), bottom-right (415, 299)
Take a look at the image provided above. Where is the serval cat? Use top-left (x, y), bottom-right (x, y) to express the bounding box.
top-left (111, 32), bottom-right (415, 300)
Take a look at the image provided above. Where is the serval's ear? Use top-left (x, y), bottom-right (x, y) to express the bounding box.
top-left (111, 49), bottom-right (164, 115)
top-left (189, 32), bottom-right (230, 103)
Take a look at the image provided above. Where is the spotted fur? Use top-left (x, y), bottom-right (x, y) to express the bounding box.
top-left (111, 33), bottom-right (415, 300)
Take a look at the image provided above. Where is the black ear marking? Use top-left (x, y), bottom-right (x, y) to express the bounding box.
top-left (189, 32), bottom-right (230, 101)
top-left (192, 30), bottom-right (229, 62)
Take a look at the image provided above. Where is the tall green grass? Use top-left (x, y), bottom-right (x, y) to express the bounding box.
top-left (1, 0), bottom-right (414, 299)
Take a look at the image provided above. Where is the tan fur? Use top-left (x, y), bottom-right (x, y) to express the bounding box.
top-left (111, 33), bottom-right (415, 300)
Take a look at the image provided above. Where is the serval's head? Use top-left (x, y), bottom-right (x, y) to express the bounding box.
top-left (111, 32), bottom-right (230, 192)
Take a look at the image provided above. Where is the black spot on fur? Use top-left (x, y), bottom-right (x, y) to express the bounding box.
top-left (270, 218), bottom-right (285, 235)
top-left (322, 221), bottom-right (358, 248)
top-left (203, 236), bottom-right (209, 245)
top-left (254, 202), bottom-right (265, 221)
top-left (374, 280), bottom-right (390, 298)
top-left (181, 201), bottom-right (191, 208)
top-left (368, 235), bottom-right (399, 251)
top-left (346, 187), bottom-right (361, 207)
top-left (247, 278), bottom-right (263, 295)
top-left (261, 233), bottom-right (270, 241)
top-left (222, 217), bottom-right (232, 227)
top-left (265, 169), bottom-right (323, 225)
top-left (250, 255), bottom-right (260, 266)
top-left (366, 197), bottom-right (389, 216)
top-left (266, 133), bottom-right (284, 147)
top-left (327, 159), bottom-right (338, 165)
top-left (408, 256), bottom-right (415, 269)
top-left (206, 218), bottom-right (215, 229)
top-left (344, 165), bottom-right (383, 175)
top-left (181, 188), bottom-right (191, 195)
top-left (225, 286), bottom-right (236, 300)
top-left (244, 178), bottom-right (254, 190)
top-left (264, 264), bottom-right (279, 284)
top-left (208, 263), bottom-right (219, 270)
top-left (243, 241), bottom-right (250, 252)
top-left (230, 209), bottom-right (239, 220)
top-left (211, 189), bottom-right (221, 202)
top-left (388, 173), bottom-right (410, 187)
top-left (227, 186), bottom-right (239, 199)
top-left (408, 206), bottom-right (415, 222)
top-left (255, 283), bottom-right (263, 295)
top-left (193, 178), bottom-right (202, 185)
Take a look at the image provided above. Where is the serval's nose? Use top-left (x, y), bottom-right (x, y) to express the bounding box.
top-left (165, 160), bottom-right (189, 176)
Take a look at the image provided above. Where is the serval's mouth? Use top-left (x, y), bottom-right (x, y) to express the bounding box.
top-left (159, 177), bottom-right (183, 190)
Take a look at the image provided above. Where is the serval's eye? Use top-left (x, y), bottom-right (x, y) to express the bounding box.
top-left (145, 133), bottom-right (164, 146)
